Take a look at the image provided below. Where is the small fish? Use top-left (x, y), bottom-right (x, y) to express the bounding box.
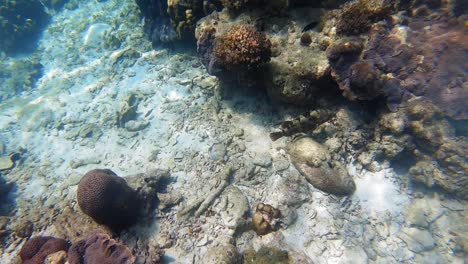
top-left (270, 109), bottom-right (335, 141)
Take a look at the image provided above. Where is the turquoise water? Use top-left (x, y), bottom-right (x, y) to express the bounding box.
top-left (0, 1), bottom-right (466, 263)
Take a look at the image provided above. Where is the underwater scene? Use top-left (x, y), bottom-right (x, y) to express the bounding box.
top-left (0, 0), bottom-right (466, 263)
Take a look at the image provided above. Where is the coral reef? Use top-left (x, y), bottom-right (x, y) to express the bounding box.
top-left (20, 236), bottom-right (70, 264)
top-left (288, 137), bottom-right (356, 195)
top-left (196, 7), bottom-right (333, 103)
top-left (68, 230), bottom-right (135, 264)
top-left (327, 13), bottom-right (468, 119)
top-left (334, 0), bottom-right (392, 35)
top-left (0, 0), bottom-right (49, 55)
top-left (77, 169), bottom-right (141, 231)
top-left (252, 203), bottom-right (281, 235)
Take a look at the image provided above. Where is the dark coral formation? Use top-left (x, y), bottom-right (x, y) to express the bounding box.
top-left (219, 0), bottom-right (249, 11)
top-left (135, 0), bottom-right (176, 44)
top-left (68, 230), bottom-right (135, 264)
top-left (77, 169), bottom-right (141, 231)
top-left (252, 203), bottom-right (281, 235)
top-left (327, 13), bottom-right (468, 119)
top-left (0, 0), bottom-right (49, 55)
top-left (334, 0), bottom-right (392, 35)
top-left (20, 236), bottom-right (70, 264)
top-left (135, 0), bottom-right (222, 44)
top-left (213, 24), bottom-right (272, 72)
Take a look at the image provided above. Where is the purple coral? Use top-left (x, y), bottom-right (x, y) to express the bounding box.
top-left (68, 230), bottom-right (135, 264)
top-left (19, 236), bottom-right (70, 264)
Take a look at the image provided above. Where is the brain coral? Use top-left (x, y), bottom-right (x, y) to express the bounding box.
top-left (213, 24), bottom-right (271, 71)
top-left (68, 230), bottom-right (135, 264)
top-left (20, 236), bottom-right (70, 264)
top-left (77, 169), bottom-right (141, 231)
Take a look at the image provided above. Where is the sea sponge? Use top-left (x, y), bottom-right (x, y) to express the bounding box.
top-left (68, 230), bottom-right (135, 264)
top-left (77, 169), bottom-right (141, 231)
top-left (19, 236), bottom-right (70, 264)
top-left (213, 25), bottom-right (271, 71)
top-left (335, 0), bottom-right (391, 35)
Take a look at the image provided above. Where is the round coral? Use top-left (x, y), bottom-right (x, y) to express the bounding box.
top-left (213, 25), bottom-right (271, 70)
top-left (77, 169), bottom-right (141, 231)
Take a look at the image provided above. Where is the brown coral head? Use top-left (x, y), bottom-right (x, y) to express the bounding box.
top-left (77, 169), bottom-right (141, 231)
top-left (213, 24), bottom-right (271, 71)
top-left (252, 203), bottom-right (281, 236)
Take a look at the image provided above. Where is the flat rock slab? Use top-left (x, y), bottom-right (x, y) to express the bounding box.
top-left (399, 228), bottom-right (436, 253)
top-left (0, 156), bottom-right (14, 171)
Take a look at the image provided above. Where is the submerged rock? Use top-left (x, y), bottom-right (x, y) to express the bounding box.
top-left (201, 239), bottom-right (242, 264)
top-left (288, 137), bottom-right (355, 195)
top-left (0, 156), bottom-right (14, 171)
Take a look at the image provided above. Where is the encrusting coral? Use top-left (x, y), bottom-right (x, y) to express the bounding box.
top-left (77, 169), bottom-right (141, 231)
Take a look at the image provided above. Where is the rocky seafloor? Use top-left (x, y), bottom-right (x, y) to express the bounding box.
top-left (0, 0), bottom-right (466, 263)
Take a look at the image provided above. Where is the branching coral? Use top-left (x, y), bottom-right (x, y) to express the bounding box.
top-left (213, 24), bottom-right (271, 71)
